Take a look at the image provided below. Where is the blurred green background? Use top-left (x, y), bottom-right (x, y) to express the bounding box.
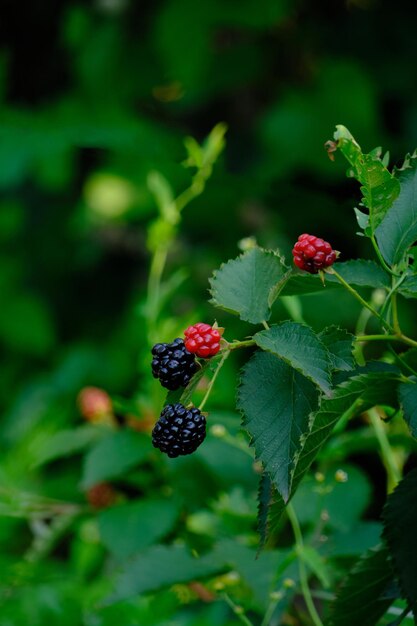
top-left (1, 0), bottom-right (417, 624)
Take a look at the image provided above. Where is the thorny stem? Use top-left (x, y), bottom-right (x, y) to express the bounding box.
top-left (367, 407), bottom-right (402, 493)
top-left (286, 503), bottom-right (324, 626)
top-left (198, 350), bottom-right (230, 411)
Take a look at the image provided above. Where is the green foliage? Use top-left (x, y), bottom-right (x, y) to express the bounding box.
top-left (328, 545), bottom-right (395, 626)
top-left (81, 430), bottom-right (152, 488)
top-left (333, 125), bottom-right (400, 233)
top-left (383, 469), bottom-right (417, 617)
top-left (398, 377), bottom-right (417, 438)
top-left (376, 154), bottom-right (417, 268)
top-left (254, 322), bottom-right (333, 394)
top-left (209, 248), bottom-right (289, 324)
top-left (238, 351), bottom-right (320, 501)
top-left (98, 499), bottom-right (180, 558)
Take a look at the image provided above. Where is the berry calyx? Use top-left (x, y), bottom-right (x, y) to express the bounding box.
top-left (292, 234), bottom-right (337, 274)
top-left (184, 322), bottom-right (222, 358)
top-left (151, 338), bottom-right (198, 391)
top-left (152, 403), bottom-right (206, 457)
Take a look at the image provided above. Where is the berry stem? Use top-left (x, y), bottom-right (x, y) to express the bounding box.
top-left (227, 339), bottom-right (256, 351)
top-left (222, 593), bottom-right (255, 626)
top-left (370, 234), bottom-right (400, 277)
top-left (198, 350), bottom-right (230, 411)
top-left (367, 407), bottom-right (402, 493)
top-left (327, 267), bottom-right (391, 331)
top-left (355, 334), bottom-right (399, 342)
top-left (286, 503), bottom-right (324, 626)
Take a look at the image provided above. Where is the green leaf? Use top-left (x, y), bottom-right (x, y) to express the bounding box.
top-left (334, 125), bottom-right (400, 232)
top-left (398, 376), bottom-right (417, 437)
top-left (318, 326), bottom-right (355, 372)
top-left (209, 248), bottom-right (289, 324)
top-left (281, 260), bottom-right (390, 296)
top-left (237, 351), bottom-right (320, 501)
top-left (257, 473), bottom-right (274, 551)
top-left (399, 275), bottom-right (417, 299)
top-left (327, 545), bottom-right (395, 626)
top-left (32, 425), bottom-right (102, 468)
top-left (81, 429), bottom-right (152, 488)
top-left (270, 370), bottom-right (402, 522)
top-left (98, 499), bottom-right (180, 558)
top-left (254, 322), bottom-right (332, 394)
top-left (376, 153), bottom-right (417, 267)
top-left (383, 468), bottom-right (417, 616)
top-left (109, 544), bottom-right (225, 602)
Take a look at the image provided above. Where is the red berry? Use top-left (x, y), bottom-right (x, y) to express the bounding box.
top-left (77, 387), bottom-right (113, 423)
top-left (86, 482), bottom-right (117, 509)
top-left (292, 234), bottom-right (337, 274)
top-left (184, 323), bottom-right (222, 358)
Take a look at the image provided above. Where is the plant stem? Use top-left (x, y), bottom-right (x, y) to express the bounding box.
top-left (367, 407), bottom-right (401, 492)
top-left (222, 593), bottom-right (255, 626)
top-left (370, 235), bottom-right (399, 277)
top-left (328, 267), bottom-right (391, 331)
top-left (262, 320), bottom-right (270, 330)
top-left (199, 351), bottom-right (230, 411)
top-left (355, 334), bottom-right (398, 342)
top-left (286, 503), bottom-right (324, 626)
top-left (227, 339), bottom-right (256, 351)
top-left (391, 293), bottom-right (401, 334)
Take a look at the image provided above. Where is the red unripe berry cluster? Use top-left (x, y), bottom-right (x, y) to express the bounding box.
top-left (184, 323), bottom-right (221, 358)
top-left (292, 234), bottom-right (336, 274)
top-left (77, 386), bottom-right (112, 422)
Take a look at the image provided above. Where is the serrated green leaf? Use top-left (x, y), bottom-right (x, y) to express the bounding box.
top-left (81, 429), bottom-right (152, 488)
top-left (270, 370), bottom-right (402, 522)
top-left (98, 499), bottom-right (180, 558)
top-left (327, 545), bottom-right (395, 626)
top-left (334, 125), bottom-right (400, 232)
top-left (318, 326), bottom-right (355, 372)
top-left (281, 260), bottom-right (390, 296)
top-left (237, 351), bottom-right (320, 502)
top-left (399, 275), bottom-right (417, 299)
top-left (32, 425), bottom-right (103, 468)
top-left (376, 154), bottom-right (417, 267)
top-left (398, 376), bottom-right (417, 438)
top-left (209, 248), bottom-right (289, 324)
top-left (254, 322), bottom-right (332, 394)
top-left (383, 468), bottom-right (417, 616)
top-left (109, 544), bottom-right (225, 602)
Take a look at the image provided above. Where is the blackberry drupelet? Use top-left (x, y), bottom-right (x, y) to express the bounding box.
top-left (152, 403), bottom-right (206, 457)
top-left (151, 338), bottom-right (198, 390)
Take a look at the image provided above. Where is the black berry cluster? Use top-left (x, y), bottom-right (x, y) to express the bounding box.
top-left (152, 403), bottom-right (206, 457)
top-left (151, 338), bottom-right (198, 391)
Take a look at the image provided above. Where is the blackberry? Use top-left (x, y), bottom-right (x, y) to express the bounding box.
top-left (292, 234), bottom-right (337, 274)
top-left (151, 338), bottom-right (198, 390)
top-left (152, 403), bottom-right (206, 457)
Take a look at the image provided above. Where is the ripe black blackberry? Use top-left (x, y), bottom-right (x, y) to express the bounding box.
top-left (152, 403), bottom-right (206, 457)
top-left (151, 338), bottom-right (198, 390)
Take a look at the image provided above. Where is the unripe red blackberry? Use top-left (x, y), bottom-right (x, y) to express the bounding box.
top-left (184, 323), bottom-right (222, 358)
top-left (77, 387), bottom-right (113, 423)
top-left (86, 482), bottom-right (117, 509)
top-left (151, 339), bottom-right (198, 390)
top-left (292, 234), bottom-right (337, 274)
top-left (152, 403), bottom-right (206, 457)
